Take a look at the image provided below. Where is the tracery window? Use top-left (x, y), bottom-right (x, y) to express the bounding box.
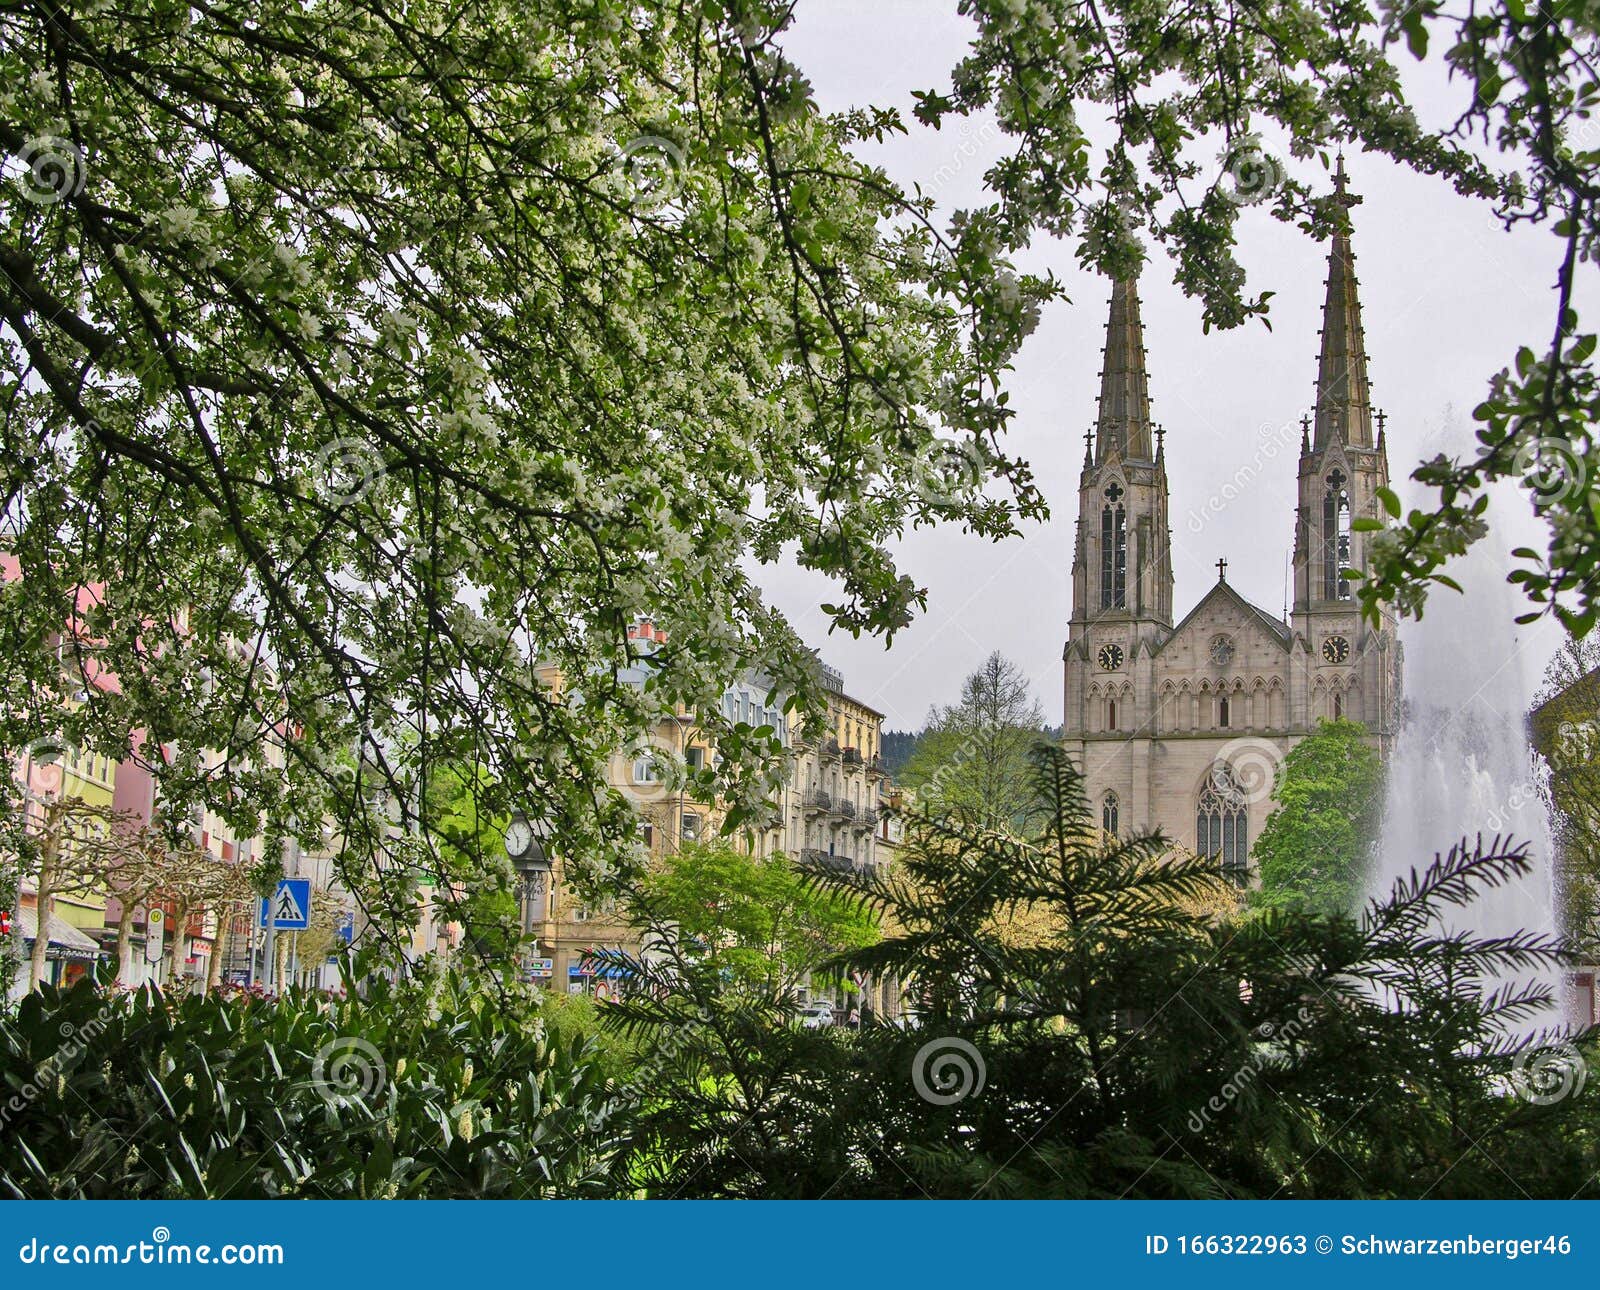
top-left (1197, 764), bottom-right (1250, 883)
top-left (1100, 483), bottom-right (1127, 609)
top-left (1322, 470), bottom-right (1352, 601)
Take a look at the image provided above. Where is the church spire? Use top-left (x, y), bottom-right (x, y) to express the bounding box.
top-left (1312, 156), bottom-right (1373, 450)
top-left (1095, 274), bottom-right (1155, 462)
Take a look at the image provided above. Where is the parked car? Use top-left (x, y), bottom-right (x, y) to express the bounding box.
top-left (799, 1000), bottom-right (836, 1029)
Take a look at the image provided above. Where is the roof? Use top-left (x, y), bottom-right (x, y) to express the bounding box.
top-left (1094, 275), bottom-right (1155, 463)
top-left (17, 906), bottom-right (105, 962)
top-left (1312, 156), bottom-right (1374, 450)
top-left (1157, 579), bottom-right (1293, 657)
top-left (834, 689), bottom-right (884, 721)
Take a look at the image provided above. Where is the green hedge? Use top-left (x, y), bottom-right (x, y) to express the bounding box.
top-left (0, 972), bottom-right (631, 1198)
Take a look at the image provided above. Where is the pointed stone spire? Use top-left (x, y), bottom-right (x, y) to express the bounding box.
top-left (1313, 156), bottom-right (1373, 449)
top-left (1095, 274), bottom-right (1154, 462)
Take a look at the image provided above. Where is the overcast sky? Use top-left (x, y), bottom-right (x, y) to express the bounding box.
top-left (751, 0), bottom-right (1583, 731)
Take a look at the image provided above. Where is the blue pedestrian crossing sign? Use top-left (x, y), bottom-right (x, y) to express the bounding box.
top-left (259, 878), bottom-right (312, 930)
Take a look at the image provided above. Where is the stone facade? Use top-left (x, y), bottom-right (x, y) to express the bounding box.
top-left (535, 631), bottom-right (890, 1001)
top-left (765, 663), bottom-right (886, 872)
top-left (1062, 160), bottom-right (1402, 877)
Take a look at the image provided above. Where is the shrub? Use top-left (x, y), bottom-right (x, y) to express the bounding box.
top-left (0, 970), bottom-right (631, 1198)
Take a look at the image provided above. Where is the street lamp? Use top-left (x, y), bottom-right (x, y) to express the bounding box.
top-left (505, 810), bottom-right (552, 938)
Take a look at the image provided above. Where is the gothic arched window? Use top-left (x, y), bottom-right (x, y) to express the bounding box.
top-left (1107, 698), bottom-right (1117, 731)
top-left (1197, 765), bottom-right (1249, 883)
top-left (1218, 696), bottom-right (1230, 729)
top-left (1100, 483), bottom-right (1127, 610)
top-left (1321, 471), bottom-right (1353, 601)
top-left (1102, 793), bottom-right (1119, 838)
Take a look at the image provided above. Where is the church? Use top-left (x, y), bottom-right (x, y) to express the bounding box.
top-left (1060, 160), bottom-right (1403, 877)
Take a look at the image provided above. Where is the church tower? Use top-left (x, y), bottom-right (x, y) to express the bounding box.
top-left (1063, 273), bottom-right (1173, 769)
top-left (1068, 274), bottom-right (1173, 634)
top-left (1060, 158), bottom-right (1404, 865)
top-left (1289, 156), bottom-right (1402, 749)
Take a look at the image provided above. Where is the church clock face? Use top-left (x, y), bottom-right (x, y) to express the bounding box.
top-left (1322, 635), bottom-right (1350, 664)
top-left (1209, 634), bottom-right (1235, 667)
top-left (1097, 643), bottom-right (1125, 672)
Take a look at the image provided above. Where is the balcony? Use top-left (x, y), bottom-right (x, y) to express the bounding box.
top-left (800, 848), bottom-right (874, 878)
top-left (803, 789), bottom-right (832, 815)
top-left (842, 746), bottom-right (863, 767)
top-left (823, 737), bottom-right (842, 760)
top-left (865, 754), bottom-right (885, 777)
top-left (861, 807), bottom-right (879, 829)
top-left (836, 799), bottom-right (857, 820)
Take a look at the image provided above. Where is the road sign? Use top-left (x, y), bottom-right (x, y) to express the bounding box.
top-left (258, 878), bottom-right (312, 931)
top-left (336, 912), bottom-right (355, 944)
top-left (521, 957), bottom-right (554, 981)
top-left (144, 907), bottom-right (165, 962)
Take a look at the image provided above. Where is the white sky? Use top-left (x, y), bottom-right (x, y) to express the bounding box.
top-left (756, 1), bottom-right (1584, 730)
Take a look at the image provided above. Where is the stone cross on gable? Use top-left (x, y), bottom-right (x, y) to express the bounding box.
top-left (1216, 557), bottom-right (1228, 581)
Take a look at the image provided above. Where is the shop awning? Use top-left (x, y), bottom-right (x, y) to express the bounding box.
top-left (17, 907), bottom-right (105, 963)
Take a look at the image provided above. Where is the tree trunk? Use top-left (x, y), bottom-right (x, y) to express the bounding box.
top-left (275, 931), bottom-right (289, 990)
top-left (170, 899), bottom-right (188, 989)
top-left (207, 908), bottom-right (229, 990)
top-left (28, 842), bottom-right (57, 993)
top-left (28, 883), bottom-right (50, 992)
top-left (115, 901), bottom-right (138, 986)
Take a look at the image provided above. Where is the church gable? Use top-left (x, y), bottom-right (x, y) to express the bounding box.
top-left (1149, 581), bottom-right (1293, 736)
top-left (1155, 581), bottom-right (1290, 673)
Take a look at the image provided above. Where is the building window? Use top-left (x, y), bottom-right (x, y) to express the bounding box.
top-left (1322, 472), bottom-right (1352, 601)
top-left (686, 745), bottom-right (705, 771)
top-left (681, 812), bottom-right (701, 842)
top-left (1218, 696), bottom-right (1230, 729)
top-left (1197, 765), bottom-right (1249, 883)
top-left (631, 755), bottom-right (658, 784)
top-left (639, 821), bottom-right (654, 848)
top-left (1333, 692), bottom-right (1344, 720)
top-left (1102, 793), bottom-right (1119, 838)
top-left (1106, 699), bottom-right (1117, 731)
top-left (1100, 485), bottom-right (1127, 610)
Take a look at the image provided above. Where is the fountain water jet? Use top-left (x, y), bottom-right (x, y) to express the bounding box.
top-left (1374, 507), bottom-right (1564, 1027)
